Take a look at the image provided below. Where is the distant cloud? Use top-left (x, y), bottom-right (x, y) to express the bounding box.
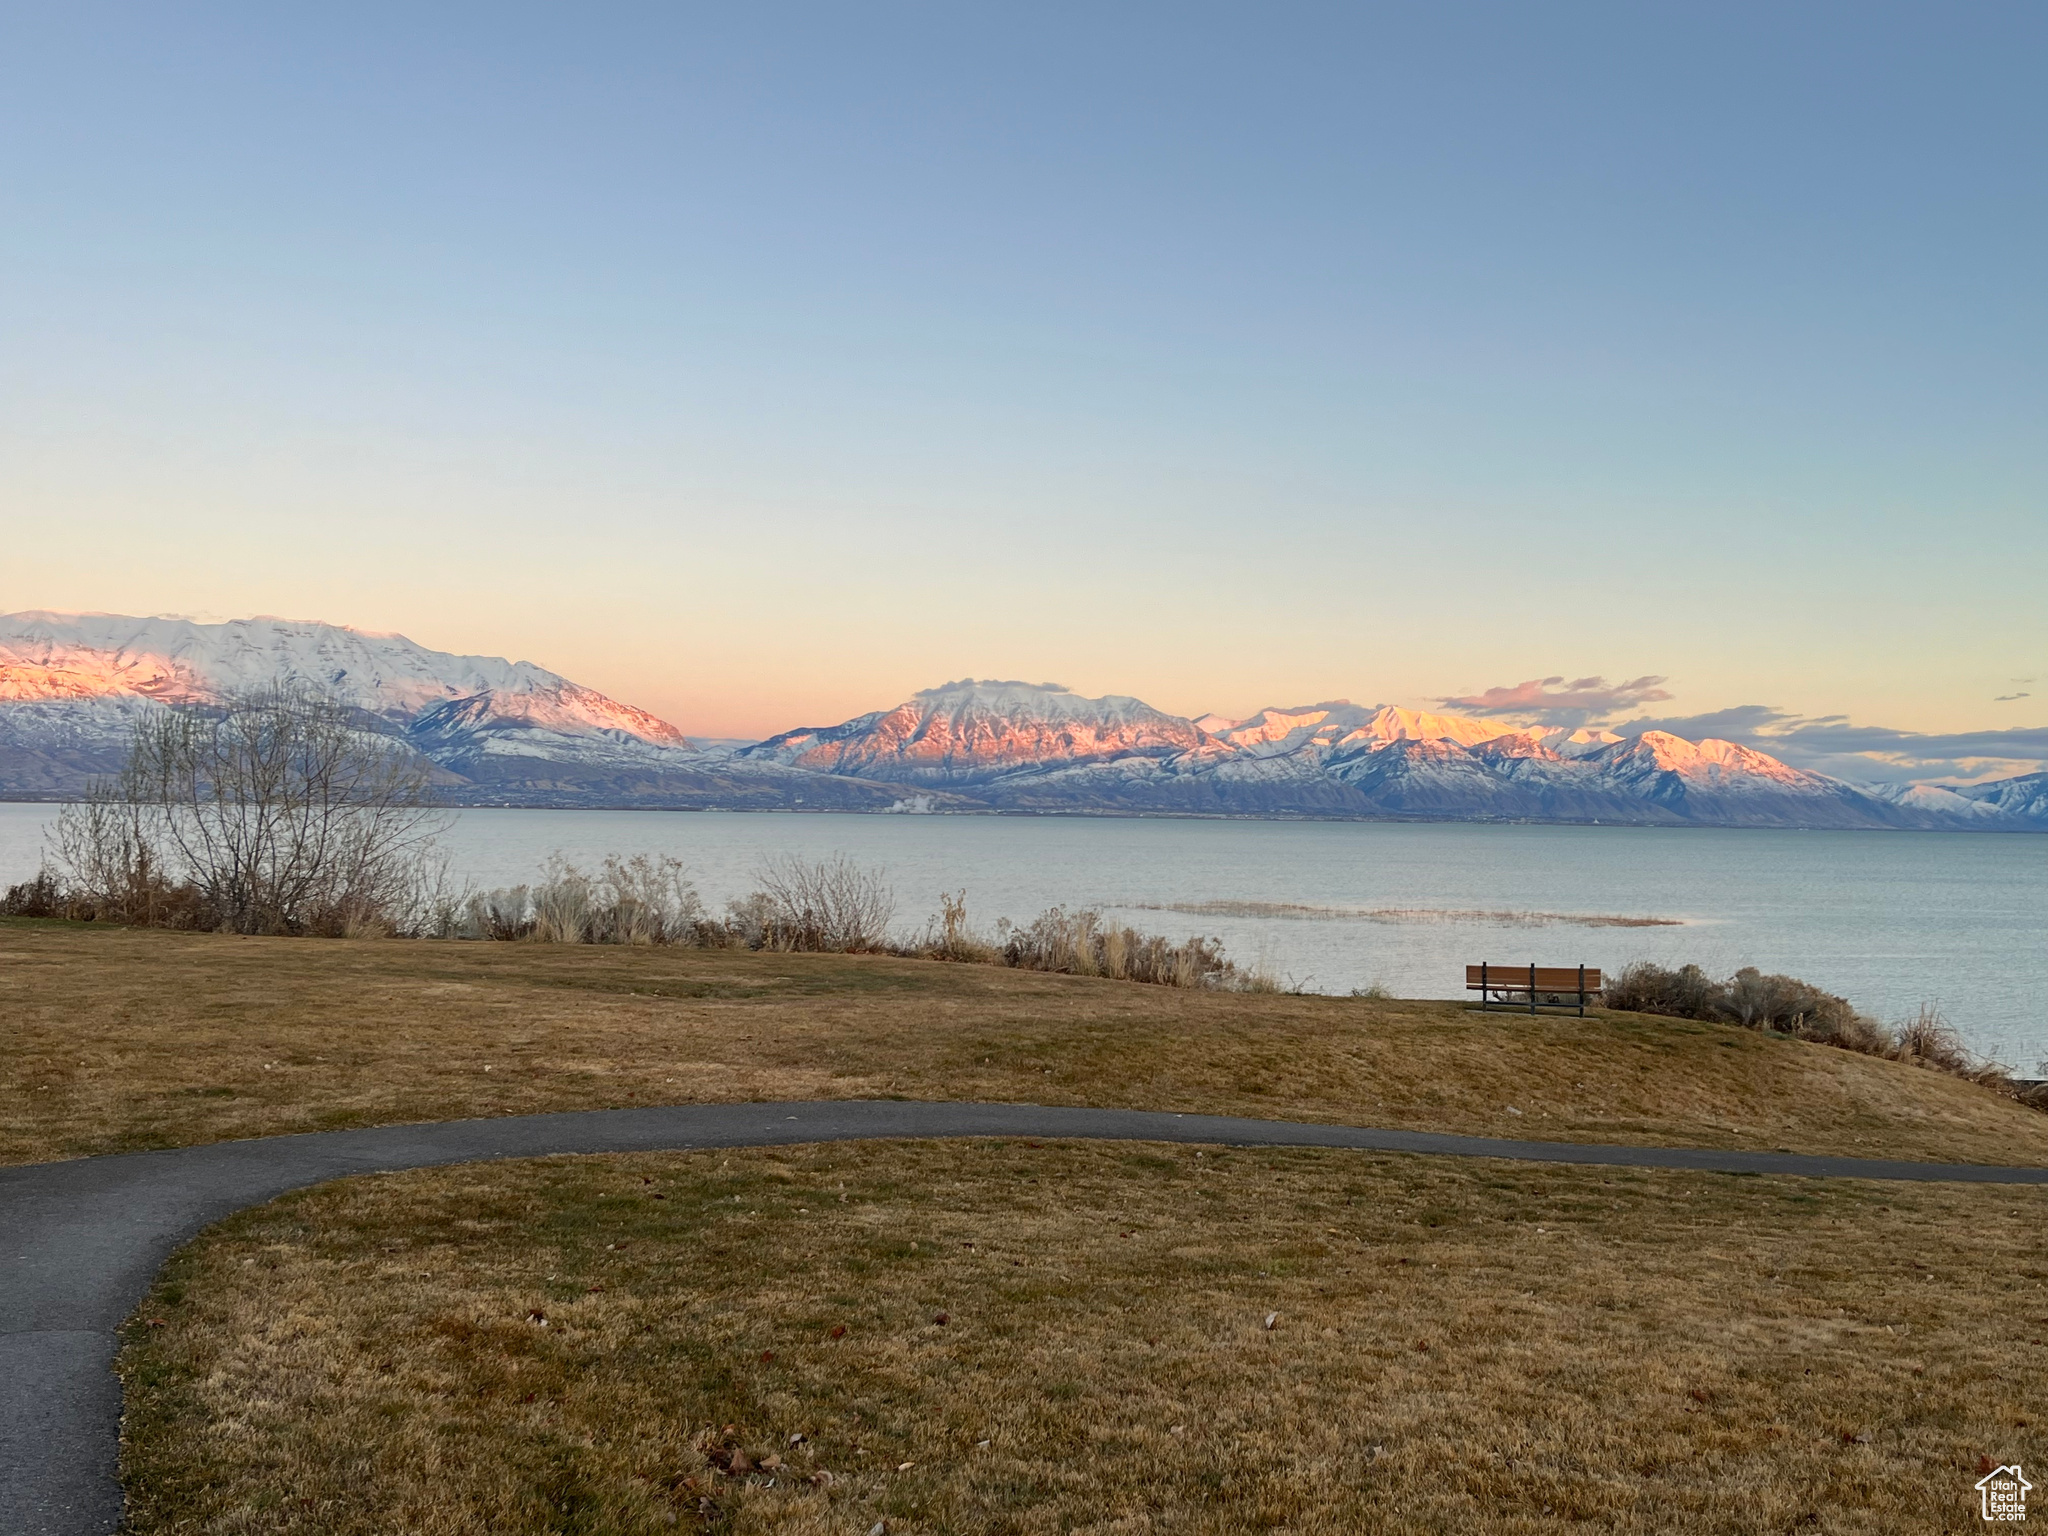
top-left (1996, 692), bottom-right (2030, 701)
top-left (1439, 674), bottom-right (1672, 728)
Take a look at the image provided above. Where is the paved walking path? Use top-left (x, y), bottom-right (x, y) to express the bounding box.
top-left (6, 1098), bottom-right (2045, 1535)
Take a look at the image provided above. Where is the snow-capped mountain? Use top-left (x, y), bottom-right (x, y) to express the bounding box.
top-left (1953, 770), bottom-right (2048, 823)
top-left (739, 680), bottom-right (2045, 829)
top-left (0, 612), bottom-right (901, 809)
top-left (1212, 702), bottom-right (1507, 758)
top-left (741, 679), bottom-right (1211, 785)
top-left (1864, 781), bottom-right (2012, 822)
top-left (0, 610), bottom-right (684, 734)
top-left (2, 613), bottom-right (2043, 826)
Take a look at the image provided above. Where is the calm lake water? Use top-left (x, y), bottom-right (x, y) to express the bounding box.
top-left (4, 802), bottom-right (2043, 1072)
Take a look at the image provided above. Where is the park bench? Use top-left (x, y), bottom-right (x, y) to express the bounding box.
top-left (1466, 963), bottom-right (1603, 1017)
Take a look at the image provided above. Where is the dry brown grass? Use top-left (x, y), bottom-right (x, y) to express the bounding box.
top-left (120, 1140), bottom-right (2048, 1534)
top-left (7, 919), bottom-right (2048, 1167)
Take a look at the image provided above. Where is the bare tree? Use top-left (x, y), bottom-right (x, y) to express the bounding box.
top-left (56, 685), bottom-right (450, 935)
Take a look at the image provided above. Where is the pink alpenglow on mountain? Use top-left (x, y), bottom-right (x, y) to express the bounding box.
top-left (0, 611), bottom-right (690, 744)
top-left (1, 612), bottom-right (2042, 827)
top-left (743, 679), bottom-right (1210, 784)
top-left (1597, 731), bottom-right (1833, 792)
top-left (0, 611), bottom-right (805, 807)
top-left (1212, 702), bottom-right (1509, 758)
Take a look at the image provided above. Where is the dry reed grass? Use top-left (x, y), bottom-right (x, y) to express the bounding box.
top-left (119, 1140), bottom-right (2048, 1534)
top-left (7, 921), bottom-right (2048, 1169)
top-left (991, 904), bottom-right (1251, 989)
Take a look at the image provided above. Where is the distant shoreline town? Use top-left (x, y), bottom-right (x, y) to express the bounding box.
top-left (3, 611), bottom-right (2043, 832)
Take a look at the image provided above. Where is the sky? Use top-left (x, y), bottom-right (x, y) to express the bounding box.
top-left (2, 3), bottom-right (2044, 781)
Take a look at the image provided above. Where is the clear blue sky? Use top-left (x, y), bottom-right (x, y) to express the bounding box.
top-left (3, 3), bottom-right (2043, 777)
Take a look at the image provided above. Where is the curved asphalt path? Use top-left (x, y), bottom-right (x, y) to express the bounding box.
top-left (6, 1098), bottom-right (2046, 1535)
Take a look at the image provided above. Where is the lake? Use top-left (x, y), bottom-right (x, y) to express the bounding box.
top-left (3, 802), bottom-right (2042, 1073)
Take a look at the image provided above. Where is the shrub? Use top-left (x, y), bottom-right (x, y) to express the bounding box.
top-left (455, 853), bottom-right (891, 955)
top-left (890, 891), bottom-right (1261, 990)
top-left (995, 904), bottom-right (1253, 991)
top-left (913, 890), bottom-right (1000, 964)
top-left (1605, 961), bottom-right (1723, 1020)
top-left (1, 870), bottom-right (65, 918)
top-left (461, 855), bottom-right (706, 946)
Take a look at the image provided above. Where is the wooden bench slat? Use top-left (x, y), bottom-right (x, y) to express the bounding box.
top-left (1464, 965), bottom-right (1602, 991)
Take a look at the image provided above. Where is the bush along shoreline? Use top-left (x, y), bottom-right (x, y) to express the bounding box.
top-left (437, 854), bottom-right (1268, 993)
top-left (3, 843), bottom-right (1272, 995)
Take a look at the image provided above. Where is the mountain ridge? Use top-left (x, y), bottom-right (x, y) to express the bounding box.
top-left (2, 612), bottom-right (2042, 830)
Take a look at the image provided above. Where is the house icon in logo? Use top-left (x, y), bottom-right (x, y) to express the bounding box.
top-left (1977, 1464), bottom-right (2031, 1522)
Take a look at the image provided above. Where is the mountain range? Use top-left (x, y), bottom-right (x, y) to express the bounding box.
top-left (3, 611), bottom-right (2043, 831)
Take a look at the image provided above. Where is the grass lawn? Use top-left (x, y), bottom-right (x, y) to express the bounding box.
top-left (120, 1139), bottom-right (2048, 1535)
top-left (7, 921), bottom-right (2048, 1167)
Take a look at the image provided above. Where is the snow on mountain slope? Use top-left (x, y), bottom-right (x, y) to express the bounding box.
top-left (1566, 732), bottom-right (1932, 828)
top-left (741, 679), bottom-right (1210, 784)
top-left (1865, 781), bottom-right (2011, 821)
top-left (731, 680), bottom-right (1998, 827)
top-left (0, 611), bottom-right (715, 801)
top-left (1536, 726), bottom-right (1625, 756)
top-left (0, 611), bottom-right (689, 742)
top-left (730, 678), bottom-right (2046, 827)
top-left (1949, 771), bottom-right (2048, 825)
top-left (1590, 731), bottom-right (1832, 792)
top-left (4, 612), bottom-right (2042, 825)
top-left (1209, 702), bottom-right (1380, 755)
top-left (1215, 702), bottom-right (1507, 758)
